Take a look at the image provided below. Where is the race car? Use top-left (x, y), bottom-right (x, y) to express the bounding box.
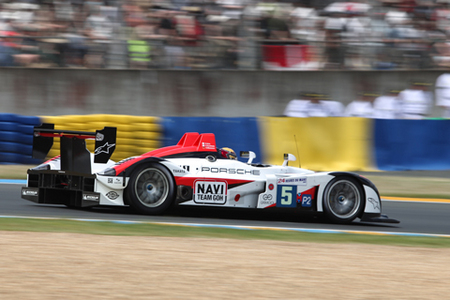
top-left (21, 124), bottom-right (399, 224)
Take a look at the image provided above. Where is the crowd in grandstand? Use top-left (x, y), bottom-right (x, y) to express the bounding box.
top-left (0, 0), bottom-right (449, 69)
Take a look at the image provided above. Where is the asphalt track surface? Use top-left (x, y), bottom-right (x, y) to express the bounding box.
top-left (2, 183), bottom-right (450, 236)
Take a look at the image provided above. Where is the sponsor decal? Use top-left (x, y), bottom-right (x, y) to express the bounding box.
top-left (173, 169), bottom-right (186, 174)
top-left (263, 194), bottom-right (273, 201)
top-left (22, 189), bottom-right (38, 196)
top-left (107, 177), bottom-right (123, 185)
top-left (368, 197), bottom-right (380, 210)
top-left (96, 132), bottom-right (104, 141)
top-left (268, 184), bottom-right (274, 190)
top-left (181, 165), bottom-right (190, 172)
top-left (201, 142), bottom-right (215, 150)
top-left (106, 191), bottom-right (119, 200)
top-left (260, 194), bottom-right (275, 206)
top-left (194, 181), bottom-right (227, 204)
top-left (201, 167), bottom-right (260, 176)
top-left (277, 177), bottom-right (307, 185)
top-left (83, 194), bottom-right (99, 201)
top-left (95, 142), bottom-right (115, 155)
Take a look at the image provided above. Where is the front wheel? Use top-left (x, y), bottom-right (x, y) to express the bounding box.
top-left (322, 176), bottom-right (364, 224)
top-left (125, 163), bottom-right (176, 215)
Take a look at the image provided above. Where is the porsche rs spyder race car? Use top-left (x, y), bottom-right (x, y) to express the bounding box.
top-left (21, 124), bottom-right (399, 224)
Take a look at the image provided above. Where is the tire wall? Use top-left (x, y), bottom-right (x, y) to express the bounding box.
top-left (41, 114), bottom-right (162, 162)
top-left (3, 113), bottom-right (450, 172)
top-left (0, 114), bottom-right (42, 165)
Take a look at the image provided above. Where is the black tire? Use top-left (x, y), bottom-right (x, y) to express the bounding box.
top-left (322, 176), bottom-right (365, 224)
top-left (125, 163), bottom-right (176, 215)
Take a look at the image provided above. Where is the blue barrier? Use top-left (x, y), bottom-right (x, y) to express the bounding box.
top-left (374, 119), bottom-right (450, 170)
top-left (0, 114), bottom-right (41, 164)
top-left (162, 117), bottom-right (263, 163)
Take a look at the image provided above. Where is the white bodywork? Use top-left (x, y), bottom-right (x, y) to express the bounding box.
top-left (77, 154), bottom-right (382, 215)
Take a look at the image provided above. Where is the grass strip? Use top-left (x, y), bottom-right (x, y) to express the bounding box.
top-left (1, 217), bottom-right (450, 248)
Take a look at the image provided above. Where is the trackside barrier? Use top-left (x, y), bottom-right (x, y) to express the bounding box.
top-left (161, 117), bottom-right (262, 163)
top-left (258, 117), bottom-right (373, 171)
top-left (0, 114), bottom-right (42, 164)
top-left (41, 115), bottom-right (162, 162)
top-left (374, 119), bottom-right (450, 171)
top-left (5, 114), bottom-right (450, 172)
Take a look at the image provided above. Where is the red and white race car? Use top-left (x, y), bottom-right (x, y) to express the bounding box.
top-left (21, 124), bottom-right (399, 224)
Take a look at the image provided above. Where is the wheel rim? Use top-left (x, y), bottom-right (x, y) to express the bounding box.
top-left (134, 168), bottom-right (169, 208)
top-left (326, 180), bottom-right (361, 219)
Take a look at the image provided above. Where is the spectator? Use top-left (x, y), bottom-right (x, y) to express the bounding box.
top-left (127, 39), bottom-right (151, 69)
top-left (163, 37), bottom-right (187, 69)
top-left (123, 2), bottom-right (147, 28)
top-left (0, 40), bottom-right (17, 66)
top-left (12, 27), bottom-right (42, 67)
top-left (284, 92), bottom-right (343, 117)
top-left (322, 95), bottom-right (345, 117)
top-left (260, 8), bottom-right (291, 40)
top-left (84, 5), bottom-right (114, 68)
top-left (345, 92), bottom-right (378, 118)
top-left (159, 10), bottom-right (177, 37)
top-left (323, 13), bottom-right (346, 69)
top-left (303, 93), bottom-right (332, 117)
top-left (398, 81), bottom-right (433, 119)
top-left (435, 73), bottom-right (450, 118)
top-left (283, 92), bottom-right (309, 117)
top-left (373, 89), bottom-right (401, 119)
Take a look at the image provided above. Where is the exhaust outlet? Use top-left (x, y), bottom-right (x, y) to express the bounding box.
top-left (177, 185), bottom-right (192, 201)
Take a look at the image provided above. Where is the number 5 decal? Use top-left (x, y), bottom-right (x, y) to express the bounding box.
top-left (281, 186), bottom-right (293, 205)
top-left (276, 185), bottom-right (297, 208)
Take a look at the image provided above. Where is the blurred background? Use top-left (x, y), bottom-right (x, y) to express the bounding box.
top-left (0, 0), bottom-right (449, 118)
top-left (0, 0), bottom-right (447, 70)
top-left (3, 0), bottom-right (450, 171)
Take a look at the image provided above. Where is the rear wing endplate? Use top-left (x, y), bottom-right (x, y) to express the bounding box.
top-left (32, 123), bottom-right (117, 174)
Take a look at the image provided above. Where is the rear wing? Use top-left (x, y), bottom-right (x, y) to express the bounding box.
top-left (32, 123), bottom-right (117, 174)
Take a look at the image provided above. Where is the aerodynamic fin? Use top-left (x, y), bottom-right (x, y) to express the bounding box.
top-left (32, 123), bottom-right (55, 160)
top-left (32, 123), bottom-right (117, 173)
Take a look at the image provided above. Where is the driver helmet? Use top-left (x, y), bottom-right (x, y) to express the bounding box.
top-left (219, 147), bottom-right (237, 160)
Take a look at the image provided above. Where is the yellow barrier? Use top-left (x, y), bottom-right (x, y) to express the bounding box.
top-left (258, 117), bottom-right (373, 171)
top-left (41, 114), bottom-right (162, 162)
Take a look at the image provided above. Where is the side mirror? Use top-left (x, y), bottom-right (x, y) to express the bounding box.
top-left (282, 153), bottom-right (296, 167)
top-left (240, 151), bottom-right (256, 164)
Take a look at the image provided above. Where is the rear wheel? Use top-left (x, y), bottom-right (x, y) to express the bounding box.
top-left (322, 176), bottom-right (364, 224)
top-left (125, 163), bottom-right (176, 215)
